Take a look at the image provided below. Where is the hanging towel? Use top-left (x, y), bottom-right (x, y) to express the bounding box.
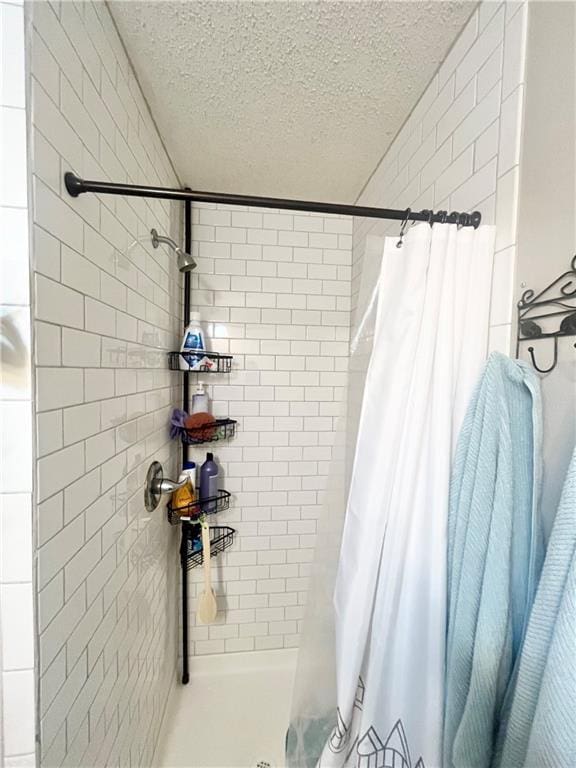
top-left (444, 352), bottom-right (544, 768)
top-left (494, 447), bottom-right (576, 768)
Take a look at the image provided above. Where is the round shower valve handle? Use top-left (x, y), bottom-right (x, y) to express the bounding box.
top-left (145, 461), bottom-right (187, 512)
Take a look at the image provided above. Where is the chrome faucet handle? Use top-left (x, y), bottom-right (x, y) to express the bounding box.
top-left (145, 461), bottom-right (186, 512)
top-left (156, 477), bottom-right (187, 495)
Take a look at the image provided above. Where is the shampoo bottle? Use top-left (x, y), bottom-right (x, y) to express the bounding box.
top-left (172, 460), bottom-right (197, 511)
top-left (181, 460), bottom-right (197, 497)
top-left (200, 452), bottom-right (219, 514)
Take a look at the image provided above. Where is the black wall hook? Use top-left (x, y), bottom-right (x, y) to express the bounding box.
top-left (527, 338), bottom-right (576, 374)
top-left (527, 338), bottom-right (558, 374)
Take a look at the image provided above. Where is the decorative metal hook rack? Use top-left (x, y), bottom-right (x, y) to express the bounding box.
top-left (516, 254), bottom-right (576, 373)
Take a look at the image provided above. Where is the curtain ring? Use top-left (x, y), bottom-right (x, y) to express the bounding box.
top-left (420, 209), bottom-right (435, 228)
top-left (396, 208), bottom-right (412, 248)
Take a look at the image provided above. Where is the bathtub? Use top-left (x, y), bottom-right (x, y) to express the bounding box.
top-left (157, 648), bottom-right (298, 768)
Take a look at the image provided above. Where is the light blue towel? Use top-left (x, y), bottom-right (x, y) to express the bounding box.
top-left (494, 447), bottom-right (576, 768)
top-left (444, 352), bottom-right (544, 768)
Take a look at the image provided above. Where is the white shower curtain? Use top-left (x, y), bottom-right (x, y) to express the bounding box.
top-left (318, 223), bottom-right (495, 768)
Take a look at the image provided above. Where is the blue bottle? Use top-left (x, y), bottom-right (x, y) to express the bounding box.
top-left (200, 452), bottom-right (219, 514)
top-left (180, 311), bottom-right (206, 370)
top-left (181, 311), bottom-right (205, 352)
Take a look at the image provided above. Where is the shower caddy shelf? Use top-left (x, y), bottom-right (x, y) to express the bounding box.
top-left (167, 489), bottom-right (232, 525)
top-left (168, 350), bottom-right (233, 373)
top-left (182, 526), bottom-right (236, 570)
top-left (171, 336), bottom-right (237, 684)
top-left (179, 417), bottom-right (237, 446)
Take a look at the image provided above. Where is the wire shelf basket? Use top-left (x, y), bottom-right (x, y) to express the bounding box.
top-left (168, 351), bottom-right (233, 373)
top-left (167, 489), bottom-right (231, 525)
top-left (182, 525), bottom-right (236, 570)
top-left (180, 418), bottom-right (237, 445)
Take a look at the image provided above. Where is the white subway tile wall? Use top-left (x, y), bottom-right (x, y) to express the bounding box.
top-left (0, 1), bottom-right (36, 765)
top-left (184, 206), bottom-right (352, 655)
top-left (29, 1), bottom-right (182, 766)
top-left (28, 0), bottom-right (354, 761)
top-left (352, 0), bottom-right (527, 356)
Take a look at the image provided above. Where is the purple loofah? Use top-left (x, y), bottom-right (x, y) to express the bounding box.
top-left (169, 408), bottom-right (189, 440)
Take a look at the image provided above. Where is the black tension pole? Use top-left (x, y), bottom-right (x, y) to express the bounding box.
top-left (64, 172), bottom-right (482, 228)
top-left (180, 195), bottom-right (192, 686)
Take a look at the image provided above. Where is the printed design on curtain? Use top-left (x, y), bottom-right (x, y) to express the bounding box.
top-left (324, 679), bottom-right (426, 768)
top-left (329, 679), bottom-right (366, 753)
top-left (329, 710), bottom-right (350, 754)
top-left (355, 678), bottom-right (366, 709)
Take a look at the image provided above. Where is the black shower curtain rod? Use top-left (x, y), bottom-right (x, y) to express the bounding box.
top-left (64, 172), bottom-right (482, 228)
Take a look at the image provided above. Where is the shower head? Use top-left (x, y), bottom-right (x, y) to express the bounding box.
top-left (175, 247), bottom-right (197, 273)
top-left (150, 228), bottom-right (197, 272)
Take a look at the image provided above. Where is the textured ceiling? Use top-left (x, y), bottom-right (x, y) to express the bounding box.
top-left (110, 1), bottom-right (475, 202)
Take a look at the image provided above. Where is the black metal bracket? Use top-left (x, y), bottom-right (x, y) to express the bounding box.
top-left (516, 254), bottom-right (576, 373)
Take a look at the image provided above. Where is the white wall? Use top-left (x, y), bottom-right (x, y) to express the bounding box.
top-left (352, 0), bottom-right (528, 357)
top-left (516, 1), bottom-right (576, 536)
top-left (0, 0), bottom-right (36, 765)
top-left (187, 206), bottom-right (352, 654)
top-left (516, 2), bottom-right (576, 290)
top-left (29, 1), bottom-right (182, 765)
